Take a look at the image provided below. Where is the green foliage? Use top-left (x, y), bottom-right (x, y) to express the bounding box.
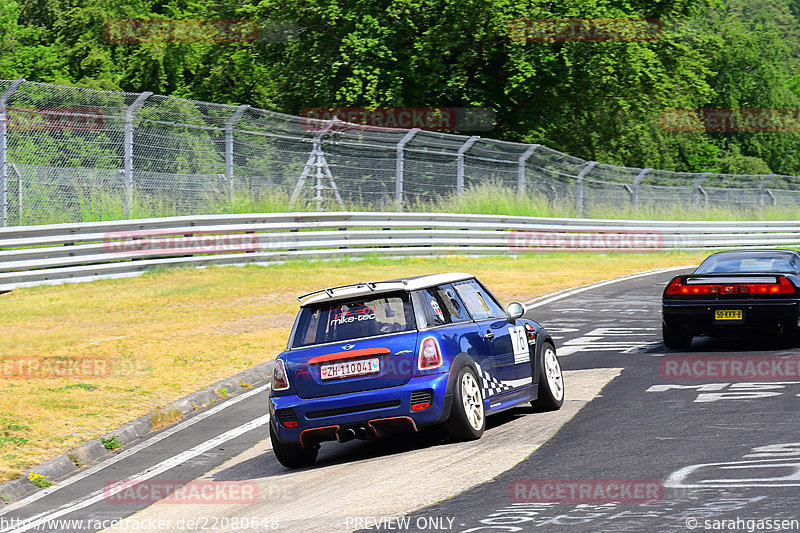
top-left (3, 0), bottom-right (800, 175)
top-left (100, 435), bottom-right (122, 451)
top-left (27, 472), bottom-right (52, 487)
top-left (49, 383), bottom-right (99, 392)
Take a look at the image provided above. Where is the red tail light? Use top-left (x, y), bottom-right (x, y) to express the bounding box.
top-left (272, 359), bottom-right (290, 391)
top-left (418, 337), bottom-right (442, 370)
top-left (411, 402), bottom-right (431, 411)
top-left (665, 276), bottom-right (796, 296)
top-left (282, 420), bottom-right (299, 428)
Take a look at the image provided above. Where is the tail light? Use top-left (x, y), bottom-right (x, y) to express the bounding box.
top-left (418, 337), bottom-right (442, 370)
top-left (665, 276), bottom-right (796, 296)
top-left (272, 359), bottom-right (290, 391)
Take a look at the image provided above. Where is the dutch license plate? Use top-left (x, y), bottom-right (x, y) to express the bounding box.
top-left (715, 309), bottom-right (743, 320)
top-left (320, 358), bottom-right (380, 380)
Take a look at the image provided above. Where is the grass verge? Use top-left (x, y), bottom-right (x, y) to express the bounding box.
top-left (16, 182), bottom-right (800, 225)
top-left (0, 252), bottom-right (706, 482)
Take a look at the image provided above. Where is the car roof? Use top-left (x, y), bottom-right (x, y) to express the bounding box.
top-left (298, 272), bottom-right (475, 306)
top-left (705, 249), bottom-right (800, 258)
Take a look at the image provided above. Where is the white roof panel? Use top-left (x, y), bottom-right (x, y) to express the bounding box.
top-left (299, 272), bottom-right (474, 306)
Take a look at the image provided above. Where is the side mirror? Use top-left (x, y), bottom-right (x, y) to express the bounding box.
top-left (507, 301), bottom-right (526, 320)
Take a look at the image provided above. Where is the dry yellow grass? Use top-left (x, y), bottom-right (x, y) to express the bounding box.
top-left (0, 252), bottom-right (705, 482)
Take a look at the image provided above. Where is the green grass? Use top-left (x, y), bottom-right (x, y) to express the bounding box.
top-left (13, 182), bottom-right (799, 226)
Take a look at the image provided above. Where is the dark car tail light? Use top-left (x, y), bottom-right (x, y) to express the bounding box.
top-left (665, 276), bottom-right (796, 296)
top-left (272, 359), bottom-right (290, 391)
top-left (418, 337), bottom-right (442, 370)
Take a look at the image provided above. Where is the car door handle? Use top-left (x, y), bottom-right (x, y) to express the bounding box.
top-left (483, 332), bottom-right (495, 340)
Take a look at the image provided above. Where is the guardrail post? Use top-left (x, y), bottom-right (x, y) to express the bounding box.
top-left (575, 161), bottom-right (597, 217)
top-left (517, 144), bottom-right (540, 196)
top-left (225, 105), bottom-right (249, 199)
top-left (456, 136), bottom-right (480, 195)
top-left (758, 175), bottom-right (776, 209)
top-left (631, 167), bottom-right (651, 209)
top-left (124, 91), bottom-right (152, 219)
top-left (692, 172), bottom-right (711, 208)
top-left (395, 128), bottom-right (419, 210)
top-left (0, 78), bottom-right (24, 227)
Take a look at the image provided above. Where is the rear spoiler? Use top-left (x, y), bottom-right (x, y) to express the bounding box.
top-left (297, 279), bottom-right (409, 303)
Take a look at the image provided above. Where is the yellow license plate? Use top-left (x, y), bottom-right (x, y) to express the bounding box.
top-left (715, 310), bottom-right (742, 320)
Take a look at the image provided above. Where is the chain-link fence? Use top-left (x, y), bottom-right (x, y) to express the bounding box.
top-left (2, 78), bottom-right (800, 227)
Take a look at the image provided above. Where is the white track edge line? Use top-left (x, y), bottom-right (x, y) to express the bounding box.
top-left (525, 266), bottom-right (694, 309)
top-left (0, 383), bottom-right (270, 515)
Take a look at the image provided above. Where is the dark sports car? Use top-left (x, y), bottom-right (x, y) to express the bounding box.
top-left (661, 250), bottom-right (800, 349)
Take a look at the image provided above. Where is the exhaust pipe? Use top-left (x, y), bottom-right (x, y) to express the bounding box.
top-left (353, 426), bottom-right (372, 439)
top-left (336, 428), bottom-right (356, 443)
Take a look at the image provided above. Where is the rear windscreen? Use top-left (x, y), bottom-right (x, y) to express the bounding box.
top-left (293, 293), bottom-right (416, 347)
top-left (695, 254), bottom-right (798, 274)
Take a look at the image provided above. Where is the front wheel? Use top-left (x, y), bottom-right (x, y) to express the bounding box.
top-left (443, 366), bottom-right (485, 440)
top-left (532, 341), bottom-right (564, 411)
top-left (270, 423), bottom-right (318, 469)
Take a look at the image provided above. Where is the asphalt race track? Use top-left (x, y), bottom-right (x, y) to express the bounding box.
top-left (3, 268), bottom-right (800, 533)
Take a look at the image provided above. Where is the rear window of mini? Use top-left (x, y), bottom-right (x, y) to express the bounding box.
top-left (293, 292), bottom-right (416, 347)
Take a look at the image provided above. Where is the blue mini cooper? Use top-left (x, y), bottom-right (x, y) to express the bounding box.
top-left (268, 273), bottom-right (564, 468)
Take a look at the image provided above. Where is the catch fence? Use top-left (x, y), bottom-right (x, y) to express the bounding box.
top-left (1, 78), bottom-right (799, 227)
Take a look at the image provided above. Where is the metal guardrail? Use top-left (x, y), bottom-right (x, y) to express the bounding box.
top-left (1, 212), bottom-right (798, 292)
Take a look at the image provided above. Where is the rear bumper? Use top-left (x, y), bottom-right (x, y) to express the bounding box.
top-left (269, 372), bottom-right (451, 447)
top-left (662, 298), bottom-right (800, 335)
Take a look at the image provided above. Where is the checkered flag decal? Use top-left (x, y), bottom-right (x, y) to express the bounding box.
top-left (480, 369), bottom-right (514, 398)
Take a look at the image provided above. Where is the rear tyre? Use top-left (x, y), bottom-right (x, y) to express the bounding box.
top-left (663, 322), bottom-right (692, 349)
top-left (531, 341), bottom-right (564, 411)
top-left (270, 423), bottom-right (318, 469)
top-left (443, 366), bottom-right (485, 440)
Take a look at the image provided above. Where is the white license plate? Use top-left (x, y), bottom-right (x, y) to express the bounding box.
top-left (320, 358), bottom-right (380, 380)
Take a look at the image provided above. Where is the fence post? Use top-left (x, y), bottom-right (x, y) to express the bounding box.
top-left (225, 105), bottom-right (249, 198)
top-left (631, 167), bottom-right (652, 209)
top-left (0, 78), bottom-right (24, 227)
top-left (456, 136), bottom-right (480, 195)
top-left (123, 92), bottom-right (152, 219)
top-left (758, 175), bottom-right (776, 209)
top-left (575, 161), bottom-right (597, 217)
top-left (692, 172), bottom-right (711, 208)
top-left (395, 128), bottom-right (419, 210)
top-left (517, 144), bottom-right (540, 196)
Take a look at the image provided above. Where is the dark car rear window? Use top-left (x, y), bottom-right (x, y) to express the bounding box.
top-left (695, 253), bottom-right (799, 274)
top-left (293, 292), bottom-right (416, 347)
